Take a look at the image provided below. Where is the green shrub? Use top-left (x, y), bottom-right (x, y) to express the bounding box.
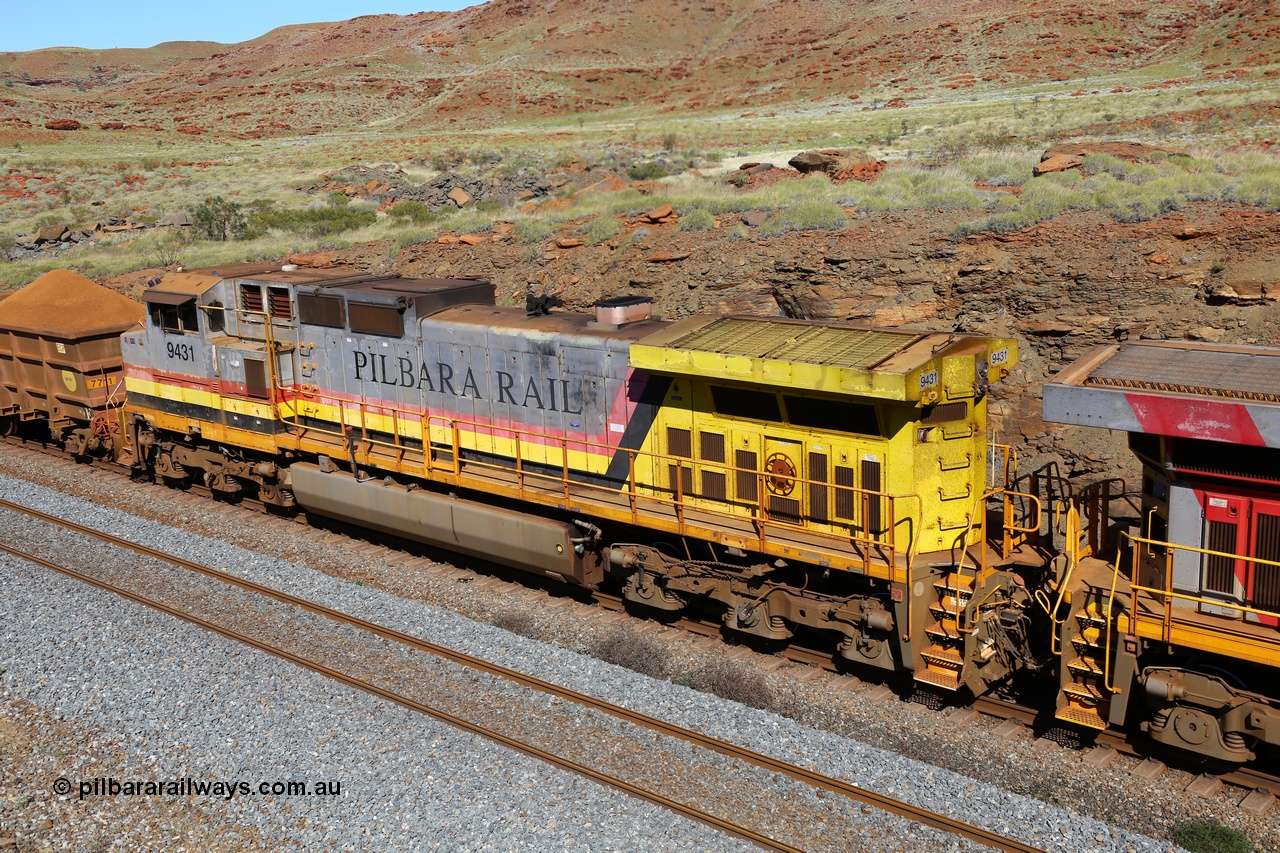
top-left (957, 153), bottom-right (1034, 188)
top-left (628, 160), bottom-right (672, 181)
top-left (1230, 174), bottom-right (1280, 210)
top-left (247, 204), bottom-right (375, 238)
top-left (387, 229), bottom-right (436, 257)
top-left (678, 208), bottom-right (716, 232)
top-left (759, 199), bottom-right (847, 234)
top-left (583, 214), bottom-right (621, 245)
top-left (1126, 163), bottom-right (1159, 185)
top-left (1172, 819), bottom-right (1252, 853)
top-left (856, 196), bottom-right (892, 212)
top-left (513, 218), bottom-right (558, 244)
top-left (190, 196), bottom-right (247, 241)
top-left (1096, 181), bottom-right (1180, 222)
top-left (388, 201), bottom-right (452, 224)
top-left (1082, 152), bottom-right (1128, 179)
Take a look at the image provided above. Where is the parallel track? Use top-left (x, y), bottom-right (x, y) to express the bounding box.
top-left (0, 494), bottom-right (1045, 853)
top-left (5, 434), bottom-right (1279, 803)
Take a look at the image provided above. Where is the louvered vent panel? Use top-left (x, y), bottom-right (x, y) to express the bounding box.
top-left (1252, 514), bottom-right (1280, 612)
top-left (1205, 520), bottom-right (1238, 594)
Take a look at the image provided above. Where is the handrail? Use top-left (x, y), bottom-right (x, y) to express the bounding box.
top-left (277, 396), bottom-right (920, 571)
top-left (1044, 504), bottom-right (1083, 655)
top-left (1103, 541), bottom-right (1124, 694)
top-left (948, 485), bottom-right (1040, 634)
top-left (1121, 530), bottom-right (1280, 636)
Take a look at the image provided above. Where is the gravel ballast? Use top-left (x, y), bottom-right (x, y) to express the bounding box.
top-left (0, 467), bottom-right (1198, 852)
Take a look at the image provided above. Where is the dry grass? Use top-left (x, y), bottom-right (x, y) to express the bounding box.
top-left (590, 625), bottom-right (672, 680)
top-left (3, 65), bottom-right (1280, 288)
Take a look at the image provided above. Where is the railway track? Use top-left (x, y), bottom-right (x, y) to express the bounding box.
top-left (5, 434), bottom-right (1279, 808)
top-left (0, 493), bottom-right (1046, 853)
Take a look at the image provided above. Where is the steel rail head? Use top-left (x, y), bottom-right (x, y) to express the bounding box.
top-left (0, 495), bottom-right (1044, 853)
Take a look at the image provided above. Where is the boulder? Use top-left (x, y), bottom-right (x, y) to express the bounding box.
top-left (458, 234), bottom-right (487, 245)
top-left (741, 210), bottom-right (770, 228)
top-left (1170, 225), bottom-right (1214, 239)
top-left (789, 151), bottom-right (838, 173)
top-left (447, 187), bottom-right (473, 208)
top-left (644, 203), bottom-right (675, 222)
top-left (44, 119), bottom-right (83, 131)
top-left (555, 237), bottom-right (585, 249)
top-left (157, 212), bottom-right (192, 227)
top-left (34, 224), bottom-right (68, 244)
top-left (1041, 141), bottom-right (1189, 162)
top-left (1033, 154), bottom-right (1084, 176)
top-left (646, 251), bottom-right (689, 263)
top-left (788, 149), bottom-right (877, 174)
top-left (286, 250), bottom-right (339, 267)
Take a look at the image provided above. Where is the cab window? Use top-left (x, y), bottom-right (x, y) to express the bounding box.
top-left (150, 301), bottom-right (200, 334)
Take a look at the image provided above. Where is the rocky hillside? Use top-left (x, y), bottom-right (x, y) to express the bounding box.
top-left (1, 0), bottom-right (1277, 137)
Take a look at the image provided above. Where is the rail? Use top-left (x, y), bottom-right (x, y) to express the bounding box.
top-left (0, 496), bottom-right (1044, 853)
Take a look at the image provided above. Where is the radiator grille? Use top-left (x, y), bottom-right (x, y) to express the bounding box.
top-left (736, 450), bottom-right (758, 502)
top-left (668, 464), bottom-right (693, 497)
top-left (668, 427), bottom-right (692, 459)
top-left (1253, 513), bottom-right (1280, 612)
top-left (769, 496), bottom-right (801, 524)
top-left (244, 359), bottom-right (269, 400)
top-left (862, 459), bottom-right (883, 533)
top-left (267, 286), bottom-right (292, 319)
top-left (1205, 520), bottom-right (1238, 594)
top-left (700, 431), bottom-right (726, 463)
top-left (240, 284), bottom-right (264, 313)
top-left (922, 401), bottom-right (967, 425)
top-left (834, 466), bottom-right (855, 520)
top-left (702, 471), bottom-right (727, 501)
top-left (809, 452), bottom-right (828, 523)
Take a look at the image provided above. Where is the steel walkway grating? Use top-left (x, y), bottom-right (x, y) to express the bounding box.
top-left (668, 318), bottom-right (919, 370)
top-left (1084, 343), bottom-right (1280, 403)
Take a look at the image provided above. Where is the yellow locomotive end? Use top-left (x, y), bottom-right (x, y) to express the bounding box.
top-left (629, 316), bottom-right (1018, 571)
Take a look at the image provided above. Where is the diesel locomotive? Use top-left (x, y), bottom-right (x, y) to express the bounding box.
top-left (1, 263), bottom-right (1277, 766)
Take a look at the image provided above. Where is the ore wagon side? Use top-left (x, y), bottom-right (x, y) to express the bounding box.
top-left (0, 270), bottom-right (143, 455)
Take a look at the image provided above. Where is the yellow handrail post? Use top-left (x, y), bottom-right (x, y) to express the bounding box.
top-left (1103, 551), bottom-right (1123, 694)
top-left (451, 421), bottom-right (461, 477)
top-left (627, 452), bottom-right (638, 524)
top-left (561, 437), bottom-right (571, 502)
top-left (514, 431), bottom-right (524, 496)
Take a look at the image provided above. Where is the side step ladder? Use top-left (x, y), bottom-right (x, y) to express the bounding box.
top-left (1056, 587), bottom-right (1114, 729)
top-left (916, 571), bottom-right (974, 691)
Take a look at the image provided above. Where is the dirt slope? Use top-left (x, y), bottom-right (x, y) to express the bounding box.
top-left (1, 0), bottom-right (1277, 137)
